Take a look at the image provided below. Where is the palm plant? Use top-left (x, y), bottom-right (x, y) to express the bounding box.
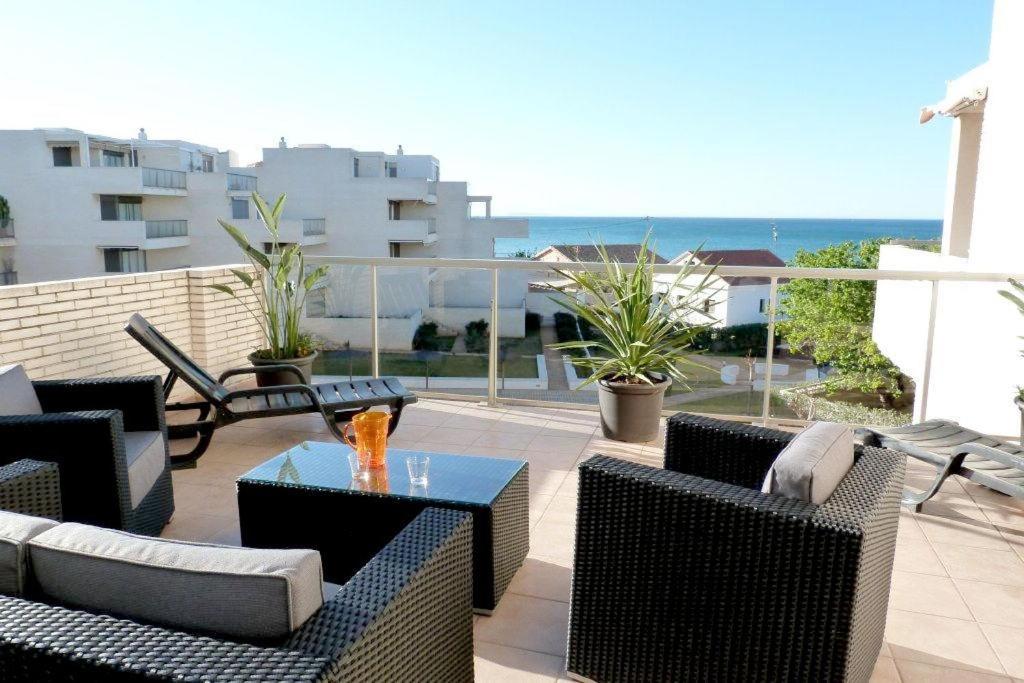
top-left (548, 234), bottom-right (717, 388)
top-left (210, 192), bottom-right (328, 360)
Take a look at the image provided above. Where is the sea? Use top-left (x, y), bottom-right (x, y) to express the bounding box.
top-left (494, 216), bottom-right (942, 263)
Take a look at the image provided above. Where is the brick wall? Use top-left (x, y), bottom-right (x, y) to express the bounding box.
top-left (0, 265), bottom-right (263, 397)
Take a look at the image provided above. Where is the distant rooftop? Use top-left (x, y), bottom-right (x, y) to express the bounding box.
top-left (685, 249), bottom-right (785, 286)
top-left (535, 244), bottom-right (668, 264)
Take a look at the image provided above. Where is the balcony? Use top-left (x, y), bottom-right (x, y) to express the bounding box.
top-left (386, 177), bottom-right (437, 205)
top-left (0, 218), bottom-right (14, 246)
top-left (386, 218), bottom-right (438, 244)
top-left (227, 173), bottom-right (258, 194)
top-left (301, 218), bottom-right (328, 246)
top-left (141, 167), bottom-right (187, 192)
top-left (1, 259), bottom-right (1024, 680)
top-left (145, 220), bottom-right (190, 248)
top-left (95, 219), bottom-right (190, 250)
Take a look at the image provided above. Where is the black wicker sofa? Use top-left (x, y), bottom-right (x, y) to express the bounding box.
top-left (567, 413), bottom-right (906, 683)
top-left (0, 461), bottom-right (475, 682)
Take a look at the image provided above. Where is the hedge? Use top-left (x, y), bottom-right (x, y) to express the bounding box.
top-left (465, 319), bottom-right (489, 353)
top-left (691, 323), bottom-right (773, 355)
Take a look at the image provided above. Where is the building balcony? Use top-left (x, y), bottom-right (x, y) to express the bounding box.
top-left (84, 166), bottom-right (189, 197)
top-left (1, 258), bottom-right (1023, 680)
top-left (301, 218), bottom-right (328, 246)
top-left (227, 173), bottom-right (258, 195)
top-left (0, 218), bottom-right (14, 246)
top-left (386, 177), bottom-right (437, 205)
top-left (469, 216), bottom-right (529, 238)
top-left (386, 218), bottom-right (438, 244)
top-left (233, 217), bottom-right (326, 247)
top-left (94, 219), bottom-right (190, 250)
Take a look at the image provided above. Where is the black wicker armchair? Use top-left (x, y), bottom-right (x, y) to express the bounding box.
top-left (0, 376), bottom-right (173, 535)
top-left (0, 507), bottom-right (474, 682)
top-left (567, 414), bottom-right (905, 683)
top-left (0, 460), bottom-right (62, 520)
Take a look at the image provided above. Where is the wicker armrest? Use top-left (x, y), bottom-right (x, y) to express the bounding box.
top-left (287, 507), bottom-right (475, 682)
top-left (0, 460), bottom-right (62, 520)
top-left (664, 413), bottom-right (794, 489)
top-left (0, 412), bottom-right (129, 529)
top-left (33, 376), bottom-right (165, 433)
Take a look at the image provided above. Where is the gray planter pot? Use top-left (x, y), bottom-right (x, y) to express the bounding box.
top-left (248, 350), bottom-right (317, 387)
top-left (1016, 397), bottom-right (1024, 444)
top-left (597, 374), bottom-right (671, 442)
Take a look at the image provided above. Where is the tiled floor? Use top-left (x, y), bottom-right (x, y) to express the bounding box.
top-left (162, 399), bottom-right (1024, 682)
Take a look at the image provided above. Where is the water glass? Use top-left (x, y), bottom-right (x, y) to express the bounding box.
top-left (347, 452), bottom-right (367, 481)
top-left (406, 454), bottom-right (430, 486)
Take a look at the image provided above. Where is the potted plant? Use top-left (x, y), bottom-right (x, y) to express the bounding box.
top-left (211, 192), bottom-right (329, 387)
top-left (548, 235), bottom-right (716, 442)
top-left (999, 278), bottom-right (1024, 440)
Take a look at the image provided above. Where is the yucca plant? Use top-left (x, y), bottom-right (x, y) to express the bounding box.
top-left (210, 191), bottom-right (328, 361)
top-left (548, 234), bottom-right (717, 388)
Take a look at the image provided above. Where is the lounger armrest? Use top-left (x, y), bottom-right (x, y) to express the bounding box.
top-left (218, 364), bottom-right (306, 385)
top-left (0, 460), bottom-right (62, 520)
top-left (0, 411), bottom-right (129, 528)
top-left (286, 507), bottom-right (474, 681)
top-left (958, 443), bottom-right (1024, 472)
top-left (32, 376), bottom-right (164, 433)
top-left (664, 413), bottom-right (793, 489)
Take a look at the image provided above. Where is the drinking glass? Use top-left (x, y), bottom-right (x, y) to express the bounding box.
top-left (406, 454), bottom-right (430, 486)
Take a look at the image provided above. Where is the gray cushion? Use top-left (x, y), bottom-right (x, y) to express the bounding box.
top-left (124, 431), bottom-right (167, 508)
top-left (0, 364), bottom-right (42, 416)
top-left (761, 421), bottom-right (854, 504)
top-left (0, 510), bottom-right (59, 596)
top-left (29, 523), bottom-right (324, 638)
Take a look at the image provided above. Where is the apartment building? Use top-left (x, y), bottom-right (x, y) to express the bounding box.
top-left (0, 128), bottom-right (528, 345)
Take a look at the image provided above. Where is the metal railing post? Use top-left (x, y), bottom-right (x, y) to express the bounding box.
top-left (760, 276), bottom-right (779, 426)
top-left (488, 268), bottom-right (499, 406)
top-left (916, 280), bottom-right (940, 423)
top-left (370, 265), bottom-right (380, 378)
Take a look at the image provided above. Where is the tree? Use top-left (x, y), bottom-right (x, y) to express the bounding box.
top-left (778, 239), bottom-right (906, 407)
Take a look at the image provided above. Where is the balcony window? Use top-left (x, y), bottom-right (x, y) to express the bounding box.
top-left (102, 150), bottom-right (126, 167)
top-left (103, 248), bottom-right (146, 274)
top-left (759, 298), bottom-right (769, 313)
top-left (389, 242), bottom-right (402, 258)
top-left (52, 146), bottom-right (73, 167)
top-left (385, 161), bottom-right (398, 178)
top-left (388, 200), bottom-right (401, 220)
top-left (231, 198), bottom-right (249, 220)
top-left (353, 157), bottom-right (360, 178)
top-left (100, 195), bottom-right (142, 221)
top-left (202, 154), bottom-right (214, 172)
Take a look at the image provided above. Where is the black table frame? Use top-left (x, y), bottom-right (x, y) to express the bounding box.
top-left (237, 450), bottom-right (530, 613)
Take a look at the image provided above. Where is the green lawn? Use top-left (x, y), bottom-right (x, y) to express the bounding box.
top-left (314, 345), bottom-right (539, 379)
top-left (674, 389), bottom-right (800, 419)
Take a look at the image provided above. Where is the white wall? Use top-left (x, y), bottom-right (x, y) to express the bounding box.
top-left (302, 311), bottom-right (421, 351)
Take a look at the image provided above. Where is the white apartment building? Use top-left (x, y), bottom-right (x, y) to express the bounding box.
top-left (873, 0), bottom-right (1024, 437)
top-left (0, 129), bottom-right (528, 347)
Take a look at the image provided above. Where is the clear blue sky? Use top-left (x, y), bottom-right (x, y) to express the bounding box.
top-left (0, 1), bottom-right (993, 218)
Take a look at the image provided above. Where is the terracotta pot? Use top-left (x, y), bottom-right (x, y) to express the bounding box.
top-left (596, 373), bottom-right (671, 442)
top-left (248, 350), bottom-right (317, 387)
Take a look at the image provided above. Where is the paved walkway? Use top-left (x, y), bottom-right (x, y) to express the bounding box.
top-left (540, 325), bottom-right (570, 391)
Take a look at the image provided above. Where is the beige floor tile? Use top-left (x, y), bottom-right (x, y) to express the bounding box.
top-left (440, 413), bottom-right (505, 431)
top-left (956, 580), bottom-right (1024, 629)
top-left (389, 423), bottom-right (436, 442)
top-left (529, 495), bottom-right (554, 528)
top-left (920, 493), bottom-right (996, 522)
top-left (897, 512), bottom-right (927, 543)
top-left (526, 434), bottom-right (591, 457)
top-left (889, 570), bottom-right (973, 619)
top-left (507, 557), bottom-right (572, 603)
top-left (895, 659), bottom-right (1010, 682)
top-left (529, 468), bottom-right (571, 496)
top-left (474, 594), bottom-right (569, 657)
top-left (932, 543), bottom-right (1024, 586)
top-left (885, 609), bottom-right (1004, 673)
top-left (981, 624), bottom-right (1024, 678)
top-left (917, 516), bottom-right (1011, 550)
top-left (161, 511), bottom-right (235, 543)
top-left (473, 641), bottom-right (564, 682)
top-left (870, 656), bottom-right (900, 682)
top-left (421, 426), bottom-right (488, 446)
top-left (538, 421), bottom-right (597, 438)
top-left (894, 540), bottom-right (947, 576)
top-left (472, 430), bottom-right (536, 450)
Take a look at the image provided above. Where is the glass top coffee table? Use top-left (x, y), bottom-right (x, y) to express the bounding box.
top-left (237, 441), bottom-right (530, 613)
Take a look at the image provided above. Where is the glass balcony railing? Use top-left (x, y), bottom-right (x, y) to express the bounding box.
top-left (227, 173), bottom-right (258, 191)
top-left (303, 218), bottom-right (326, 236)
top-left (0, 218), bottom-right (13, 239)
top-left (145, 219), bottom-right (188, 238)
top-left (301, 254), bottom-right (1024, 431)
top-left (141, 167), bottom-right (187, 190)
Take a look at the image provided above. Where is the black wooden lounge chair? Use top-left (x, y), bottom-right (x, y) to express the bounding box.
top-left (125, 313), bottom-right (416, 469)
top-left (859, 420), bottom-right (1024, 511)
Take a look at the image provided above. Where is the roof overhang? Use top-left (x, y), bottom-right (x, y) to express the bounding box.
top-left (920, 62), bottom-right (989, 124)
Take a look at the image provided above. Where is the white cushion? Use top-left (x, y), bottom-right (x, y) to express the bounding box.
top-left (761, 421), bottom-right (854, 504)
top-left (0, 510), bottom-right (59, 596)
top-left (124, 431), bottom-right (167, 508)
top-left (0, 364), bottom-right (42, 416)
top-left (29, 523), bottom-right (324, 638)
